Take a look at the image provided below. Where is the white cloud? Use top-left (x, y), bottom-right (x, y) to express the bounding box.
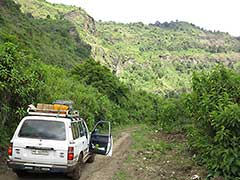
top-left (47, 0), bottom-right (240, 36)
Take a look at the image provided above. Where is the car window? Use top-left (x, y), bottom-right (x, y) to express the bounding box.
top-left (78, 121), bottom-right (85, 137)
top-left (93, 121), bottom-right (110, 135)
top-left (81, 121), bottom-right (89, 138)
top-left (71, 122), bottom-right (80, 140)
top-left (18, 119), bottom-right (66, 140)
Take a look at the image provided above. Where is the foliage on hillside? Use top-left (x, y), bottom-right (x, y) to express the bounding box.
top-left (72, 60), bottom-right (128, 104)
top-left (14, 0), bottom-right (96, 34)
top-left (98, 21), bottom-right (240, 54)
top-left (1, 0), bottom-right (91, 68)
top-left (0, 0), bottom-right (162, 146)
top-left (96, 22), bottom-right (240, 94)
top-left (13, 0), bottom-right (240, 94)
top-left (0, 37), bottom-right (43, 145)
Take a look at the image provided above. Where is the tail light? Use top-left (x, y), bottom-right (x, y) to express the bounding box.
top-left (8, 143), bottom-right (13, 156)
top-left (68, 147), bottom-right (74, 160)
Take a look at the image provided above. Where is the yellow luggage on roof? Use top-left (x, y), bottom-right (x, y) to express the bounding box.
top-left (53, 104), bottom-right (69, 111)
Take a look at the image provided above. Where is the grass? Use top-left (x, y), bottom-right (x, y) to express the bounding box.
top-left (113, 124), bottom-right (207, 180)
top-left (113, 170), bottom-right (129, 180)
top-left (111, 122), bottom-right (139, 139)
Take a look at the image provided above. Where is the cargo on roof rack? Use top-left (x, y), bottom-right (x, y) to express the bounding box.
top-left (52, 100), bottom-right (74, 110)
top-left (27, 103), bottom-right (79, 118)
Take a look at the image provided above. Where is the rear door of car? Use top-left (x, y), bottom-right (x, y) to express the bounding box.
top-left (78, 120), bottom-right (89, 157)
top-left (12, 118), bottom-right (68, 165)
top-left (70, 121), bottom-right (88, 160)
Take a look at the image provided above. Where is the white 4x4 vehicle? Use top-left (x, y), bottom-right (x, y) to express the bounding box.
top-left (7, 102), bottom-right (113, 180)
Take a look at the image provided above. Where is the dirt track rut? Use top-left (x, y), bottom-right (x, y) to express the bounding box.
top-left (81, 132), bottom-right (131, 180)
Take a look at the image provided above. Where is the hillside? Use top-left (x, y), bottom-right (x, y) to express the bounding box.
top-left (13, 0), bottom-right (240, 94)
top-left (96, 21), bottom-right (240, 94)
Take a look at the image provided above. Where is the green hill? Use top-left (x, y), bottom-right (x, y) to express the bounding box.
top-left (96, 21), bottom-right (240, 93)
top-left (13, 0), bottom-right (240, 94)
top-left (0, 0), bottom-right (93, 68)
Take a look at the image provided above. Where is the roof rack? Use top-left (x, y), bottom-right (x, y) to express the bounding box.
top-left (27, 103), bottom-right (79, 118)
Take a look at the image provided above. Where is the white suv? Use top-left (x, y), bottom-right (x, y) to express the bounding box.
top-left (7, 103), bottom-right (113, 180)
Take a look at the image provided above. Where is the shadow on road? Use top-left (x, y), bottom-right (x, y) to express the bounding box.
top-left (0, 173), bottom-right (71, 180)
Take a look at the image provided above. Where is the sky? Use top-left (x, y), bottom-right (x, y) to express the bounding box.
top-left (47, 0), bottom-right (240, 37)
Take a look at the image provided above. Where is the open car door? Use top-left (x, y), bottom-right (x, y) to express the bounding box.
top-left (90, 121), bottom-right (113, 156)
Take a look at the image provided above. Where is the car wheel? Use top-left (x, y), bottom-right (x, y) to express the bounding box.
top-left (72, 155), bottom-right (83, 180)
top-left (87, 154), bottom-right (95, 163)
top-left (14, 170), bottom-right (27, 178)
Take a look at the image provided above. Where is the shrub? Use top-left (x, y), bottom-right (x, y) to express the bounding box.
top-left (72, 59), bottom-right (128, 105)
top-left (0, 41), bottom-right (43, 147)
top-left (188, 65), bottom-right (240, 179)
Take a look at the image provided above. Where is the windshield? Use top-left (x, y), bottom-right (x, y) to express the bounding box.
top-left (18, 119), bottom-right (66, 140)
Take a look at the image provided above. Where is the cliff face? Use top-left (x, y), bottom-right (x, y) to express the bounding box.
top-left (11, 0), bottom-right (240, 94)
top-left (14, 0), bottom-right (96, 35)
top-left (64, 10), bottom-right (96, 35)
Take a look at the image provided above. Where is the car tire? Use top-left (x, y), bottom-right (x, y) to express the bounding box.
top-left (87, 154), bottom-right (95, 163)
top-left (14, 170), bottom-right (27, 178)
top-left (72, 155), bottom-right (83, 180)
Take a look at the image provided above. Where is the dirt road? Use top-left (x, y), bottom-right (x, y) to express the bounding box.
top-left (0, 131), bottom-right (132, 180)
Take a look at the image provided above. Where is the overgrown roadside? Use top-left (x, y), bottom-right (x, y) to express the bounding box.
top-left (113, 125), bottom-right (207, 180)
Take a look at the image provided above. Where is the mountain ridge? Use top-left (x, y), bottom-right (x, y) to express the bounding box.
top-left (10, 0), bottom-right (240, 94)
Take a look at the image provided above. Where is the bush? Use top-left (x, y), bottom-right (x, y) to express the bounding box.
top-left (72, 59), bottom-right (128, 105)
top-left (147, 94), bottom-right (191, 132)
top-left (188, 65), bottom-right (240, 179)
top-left (0, 41), bottom-right (43, 147)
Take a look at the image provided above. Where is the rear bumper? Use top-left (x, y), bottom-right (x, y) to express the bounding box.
top-left (7, 160), bottom-right (76, 173)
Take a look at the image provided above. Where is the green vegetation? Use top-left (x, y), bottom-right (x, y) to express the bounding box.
top-left (72, 60), bottom-right (128, 104)
top-left (0, 0), bottom-right (240, 179)
top-left (0, 39), bottom-right (43, 145)
top-left (143, 66), bottom-right (240, 179)
top-left (0, 0), bottom-right (162, 148)
top-left (113, 170), bottom-right (129, 180)
top-left (96, 22), bottom-right (240, 94)
top-left (1, 0), bottom-right (91, 68)
top-left (13, 0), bottom-right (240, 94)
top-left (188, 66), bottom-right (240, 179)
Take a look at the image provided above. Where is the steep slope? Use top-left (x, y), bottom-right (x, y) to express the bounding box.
top-left (14, 0), bottom-right (96, 35)
top-left (13, 0), bottom-right (240, 94)
top-left (1, 0), bottom-right (92, 68)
